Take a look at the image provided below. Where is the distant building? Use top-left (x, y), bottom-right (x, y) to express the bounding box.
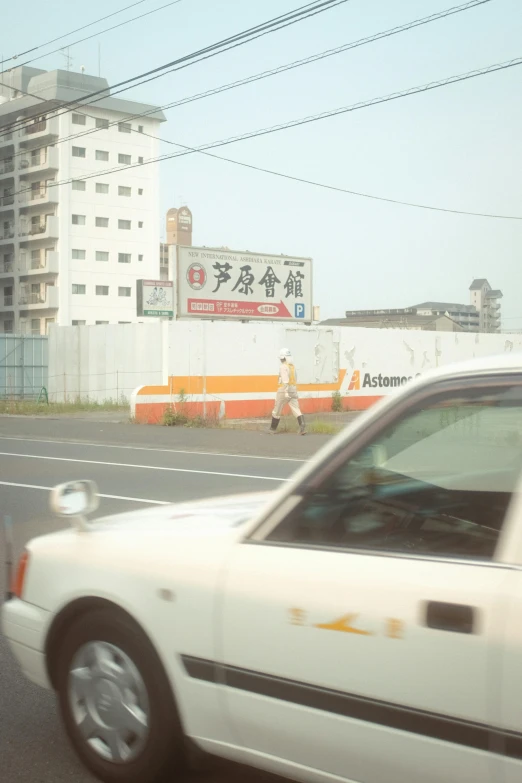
top-left (327, 278), bottom-right (502, 333)
top-left (322, 311), bottom-right (463, 332)
top-left (469, 278), bottom-right (502, 333)
top-left (160, 206), bottom-right (192, 281)
top-left (166, 206), bottom-right (192, 246)
top-left (413, 302), bottom-right (479, 332)
top-left (159, 242), bottom-right (169, 281)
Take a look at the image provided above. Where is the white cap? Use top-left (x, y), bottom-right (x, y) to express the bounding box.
top-left (279, 347), bottom-right (291, 359)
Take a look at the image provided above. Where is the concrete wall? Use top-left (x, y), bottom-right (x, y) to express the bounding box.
top-left (48, 323), bottom-right (163, 402)
top-left (131, 321), bottom-right (522, 423)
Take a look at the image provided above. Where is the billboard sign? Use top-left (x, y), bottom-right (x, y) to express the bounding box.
top-left (137, 280), bottom-right (174, 317)
top-left (177, 246), bottom-right (313, 321)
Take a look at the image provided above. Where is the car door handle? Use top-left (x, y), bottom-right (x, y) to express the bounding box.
top-left (424, 601), bottom-right (476, 634)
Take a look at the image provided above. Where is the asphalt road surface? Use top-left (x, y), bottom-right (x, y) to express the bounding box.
top-left (0, 417), bottom-right (333, 783)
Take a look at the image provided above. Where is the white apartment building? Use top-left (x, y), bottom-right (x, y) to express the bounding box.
top-left (0, 66), bottom-right (166, 334)
top-left (469, 278), bottom-right (503, 333)
top-left (415, 279), bottom-right (502, 334)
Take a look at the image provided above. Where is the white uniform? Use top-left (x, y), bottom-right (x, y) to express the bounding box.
top-left (272, 361), bottom-right (302, 420)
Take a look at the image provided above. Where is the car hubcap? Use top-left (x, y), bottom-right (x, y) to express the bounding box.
top-left (68, 641), bottom-right (150, 763)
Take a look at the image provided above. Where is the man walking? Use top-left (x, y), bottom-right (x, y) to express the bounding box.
top-left (269, 347), bottom-right (306, 435)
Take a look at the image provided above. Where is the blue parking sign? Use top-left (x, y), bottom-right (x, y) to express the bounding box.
top-left (295, 303), bottom-right (305, 319)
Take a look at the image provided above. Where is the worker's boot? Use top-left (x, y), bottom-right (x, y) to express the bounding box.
top-left (297, 415), bottom-right (306, 435)
top-left (268, 417), bottom-right (279, 434)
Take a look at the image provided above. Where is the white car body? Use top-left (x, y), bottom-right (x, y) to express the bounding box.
top-left (4, 354), bottom-right (522, 783)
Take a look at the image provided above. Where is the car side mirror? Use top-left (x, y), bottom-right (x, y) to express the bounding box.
top-left (50, 480), bottom-right (99, 531)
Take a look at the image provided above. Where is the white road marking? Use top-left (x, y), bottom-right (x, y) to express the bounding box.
top-left (0, 480), bottom-right (170, 505)
top-left (0, 451), bottom-right (290, 482)
top-left (0, 436), bottom-right (306, 463)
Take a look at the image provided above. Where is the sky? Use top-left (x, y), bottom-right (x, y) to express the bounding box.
top-left (3, 0), bottom-right (522, 325)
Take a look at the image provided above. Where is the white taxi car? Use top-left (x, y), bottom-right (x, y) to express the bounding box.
top-left (4, 355), bottom-right (522, 783)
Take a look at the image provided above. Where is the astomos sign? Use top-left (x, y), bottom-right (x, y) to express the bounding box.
top-left (177, 246), bottom-right (313, 322)
top-left (348, 370), bottom-right (422, 390)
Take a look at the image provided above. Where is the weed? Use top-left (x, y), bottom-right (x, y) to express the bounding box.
top-left (162, 407), bottom-right (188, 427)
top-left (161, 404), bottom-right (220, 428)
top-left (331, 391), bottom-right (343, 412)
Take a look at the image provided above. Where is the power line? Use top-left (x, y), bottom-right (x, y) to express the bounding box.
top-left (14, 0), bottom-right (186, 70)
top-left (2, 0), bottom-right (154, 64)
top-left (3, 0), bottom-right (349, 134)
top-left (2, 0), bottom-right (494, 162)
top-left (9, 52), bottom-right (522, 220)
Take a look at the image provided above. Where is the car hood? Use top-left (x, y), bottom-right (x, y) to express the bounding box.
top-left (87, 490), bottom-right (274, 537)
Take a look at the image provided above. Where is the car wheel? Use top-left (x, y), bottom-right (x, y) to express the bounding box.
top-left (55, 607), bottom-right (184, 783)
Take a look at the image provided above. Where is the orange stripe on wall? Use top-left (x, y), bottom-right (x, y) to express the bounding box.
top-left (137, 369), bottom-right (347, 397)
top-left (134, 392), bottom-right (382, 424)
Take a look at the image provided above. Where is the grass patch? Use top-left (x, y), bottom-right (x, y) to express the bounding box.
top-left (161, 406), bottom-right (220, 429)
top-left (277, 417), bottom-right (342, 435)
top-left (0, 398), bottom-right (129, 416)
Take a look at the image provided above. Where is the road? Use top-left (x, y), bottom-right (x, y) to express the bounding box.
top-left (0, 416), bottom-right (333, 783)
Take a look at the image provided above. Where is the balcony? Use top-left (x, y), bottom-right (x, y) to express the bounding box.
top-left (19, 286), bottom-right (59, 310)
top-left (0, 194), bottom-right (14, 212)
top-left (19, 117), bottom-right (59, 146)
top-left (0, 158), bottom-right (15, 178)
top-left (20, 250), bottom-right (59, 276)
top-left (0, 294), bottom-right (14, 312)
top-left (0, 131), bottom-right (14, 148)
top-left (18, 185), bottom-right (59, 210)
top-left (19, 215), bottom-right (59, 241)
top-left (19, 146), bottom-right (59, 176)
top-left (0, 260), bottom-right (14, 279)
top-left (0, 222), bottom-right (15, 245)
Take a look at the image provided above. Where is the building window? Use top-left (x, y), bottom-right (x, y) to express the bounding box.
top-left (95, 118), bottom-right (109, 129)
top-left (96, 217), bottom-right (109, 228)
top-left (31, 318), bottom-right (41, 335)
top-left (96, 251), bottom-right (109, 262)
top-left (96, 150), bottom-right (109, 161)
top-left (96, 183), bottom-right (109, 194)
top-left (138, 156), bottom-right (144, 164)
top-left (72, 114), bottom-right (86, 126)
top-left (118, 253), bottom-right (131, 264)
top-left (138, 254), bottom-right (143, 262)
top-left (118, 186), bottom-right (131, 197)
top-left (4, 320), bottom-right (13, 333)
top-left (72, 146), bottom-right (86, 158)
top-left (118, 122), bottom-right (131, 133)
top-left (118, 154), bottom-right (131, 165)
top-left (72, 180), bottom-right (86, 191)
top-left (72, 284), bottom-right (86, 295)
top-left (72, 214), bottom-right (86, 225)
top-left (96, 321), bottom-right (109, 325)
top-left (138, 125), bottom-right (144, 133)
top-left (96, 286), bottom-right (109, 296)
top-left (118, 287), bottom-right (131, 297)
top-left (138, 188), bottom-right (143, 195)
top-left (72, 249), bottom-right (86, 260)
top-left (138, 221), bottom-right (143, 228)
top-left (118, 219), bottom-right (131, 230)
top-left (72, 320), bottom-right (86, 326)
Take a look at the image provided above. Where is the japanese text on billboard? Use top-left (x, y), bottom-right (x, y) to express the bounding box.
top-left (177, 247), bottom-right (312, 322)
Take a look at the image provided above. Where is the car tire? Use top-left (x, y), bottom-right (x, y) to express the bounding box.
top-left (55, 607), bottom-right (185, 783)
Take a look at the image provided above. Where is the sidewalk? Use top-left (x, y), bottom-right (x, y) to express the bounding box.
top-left (222, 410), bottom-right (361, 432)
